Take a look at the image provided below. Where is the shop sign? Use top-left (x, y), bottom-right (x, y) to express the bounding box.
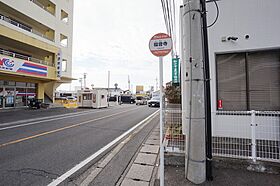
top-left (57, 49), bottom-right (62, 78)
top-left (172, 58), bottom-right (180, 84)
top-left (0, 56), bottom-right (48, 77)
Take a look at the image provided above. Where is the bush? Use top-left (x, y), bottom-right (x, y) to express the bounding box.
top-left (165, 85), bottom-right (181, 104)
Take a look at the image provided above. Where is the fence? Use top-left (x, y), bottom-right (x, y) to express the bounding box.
top-left (163, 104), bottom-right (185, 153)
top-left (162, 107), bottom-right (280, 163)
top-left (212, 111), bottom-right (280, 163)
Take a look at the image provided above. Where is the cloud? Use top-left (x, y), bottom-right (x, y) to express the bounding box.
top-left (60, 0), bottom-right (173, 91)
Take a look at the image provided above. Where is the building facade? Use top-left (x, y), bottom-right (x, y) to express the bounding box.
top-left (180, 0), bottom-right (280, 162)
top-left (0, 0), bottom-right (73, 108)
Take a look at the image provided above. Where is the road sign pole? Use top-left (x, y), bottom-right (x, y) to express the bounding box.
top-left (159, 56), bottom-right (164, 186)
top-left (149, 33), bottom-right (172, 186)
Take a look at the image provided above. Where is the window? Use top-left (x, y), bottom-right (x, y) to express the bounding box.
top-left (60, 34), bottom-right (68, 47)
top-left (216, 49), bottom-right (280, 111)
top-left (61, 9), bottom-right (69, 23)
top-left (62, 59), bottom-right (67, 72)
top-left (83, 94), bottom-right (92, 100)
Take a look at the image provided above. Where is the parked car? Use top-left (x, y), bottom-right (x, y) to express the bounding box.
top-left (148, 97), bottom-right (160, 107)
top-left (66, 96), bottom-right (77, 101)
top-left (121, 95), bottom-right (135, 104)
top-left (135, 96), bottom-right (147, 105)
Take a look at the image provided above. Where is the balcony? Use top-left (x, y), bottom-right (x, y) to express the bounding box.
top-left (30, 0), bottom-right (56, 16)
top-left (0, 14), bottom-right (54, 42)
top-left (0, 48), bottom-right (54, 67)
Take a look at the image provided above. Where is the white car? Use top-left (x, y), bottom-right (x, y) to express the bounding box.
top-left (135, 96), bottom-right (147, 105)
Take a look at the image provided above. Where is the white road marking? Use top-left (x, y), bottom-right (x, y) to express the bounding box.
top-left (47, 110), bottom-right (159, 186)
top-left (0, 105), bottom-right (136, 131)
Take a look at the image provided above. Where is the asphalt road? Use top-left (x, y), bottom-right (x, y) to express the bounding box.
top-left (0, 104), bottom-right (157, 186)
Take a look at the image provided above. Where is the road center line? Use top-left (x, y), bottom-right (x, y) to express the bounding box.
top-left (0, 107), bottom-right (141, 148)
top-left (0, 105), bottom-right (135, 131)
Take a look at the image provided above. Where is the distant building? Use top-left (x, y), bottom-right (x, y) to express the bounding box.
top-left (0, 0), bottom-right (74, 108)
top-left (136, 85), bottom-right (144, 95)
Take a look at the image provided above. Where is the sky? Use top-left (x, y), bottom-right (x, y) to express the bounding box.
top-left (60, 0), bottom-right (178, 92)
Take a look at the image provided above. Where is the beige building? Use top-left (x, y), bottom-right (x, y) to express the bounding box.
top-left (0, 0), bottom-right (74, 108)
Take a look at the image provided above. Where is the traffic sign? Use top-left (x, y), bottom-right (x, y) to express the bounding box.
top-left (149, 33), bottom-right (172, 57)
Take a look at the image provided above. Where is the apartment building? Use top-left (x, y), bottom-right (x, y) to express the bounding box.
top-left (0, 0), bottom-right (73, 108)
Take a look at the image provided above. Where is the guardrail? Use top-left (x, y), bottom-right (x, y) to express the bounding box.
top-left (0, 14), bottom-right (54, 42)
top-left (0, 48), bottom-right (54, 67)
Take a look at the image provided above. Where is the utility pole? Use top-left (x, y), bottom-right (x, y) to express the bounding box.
top-left (108, 71), bottom-right (110, 106)
top-left (79, 78), bottom-right (83, 90)
top-left (83, 73), bottom-right (87, 89)
top-left (183, 0), bottom-right (206, 184)
top-left (155, 77), bottom-right (158, 91)
top-left (108, 71), bottom-right (110, 89)
top-left (128, 75), bottom-right (130, 92)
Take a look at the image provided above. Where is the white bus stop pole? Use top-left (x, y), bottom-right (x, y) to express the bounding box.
top-left (159, 56), bottom-right (164, 186)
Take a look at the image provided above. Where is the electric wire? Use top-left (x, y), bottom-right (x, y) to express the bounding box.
top-left (207, 0), bottom-right (219, 28)
top-left (160, 0), bottom-right (178, 57)
top-left (161, 0), bottom-right (169, 32)
top-left (172, 0), bottom-right (177, 56)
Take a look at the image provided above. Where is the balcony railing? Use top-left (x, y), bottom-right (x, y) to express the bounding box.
top-left (0, 14), bottom-right (54, 42)
top-left (30, 0), bottom-right (55, 16)
top-left (0, 48), bottom-right (54, 67)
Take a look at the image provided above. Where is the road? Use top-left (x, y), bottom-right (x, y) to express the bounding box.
top-left (0, 105), bottom-right (157, 186)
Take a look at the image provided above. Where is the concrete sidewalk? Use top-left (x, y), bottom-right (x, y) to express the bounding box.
top-left (118, 122), bottom-right (280, 186)
top-left (120, 125), bottom-right (160, 186)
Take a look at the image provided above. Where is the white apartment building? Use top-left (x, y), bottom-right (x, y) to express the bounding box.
top-left (0, 0), bottom-right (74, 108)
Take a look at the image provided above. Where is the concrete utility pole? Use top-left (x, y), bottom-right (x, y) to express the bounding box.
top-left (128, 75), bottom-right (130, 92)
top-left (156, 77), bottom-right (158, 91)
top-left (183, 0), bottom-right (206, 184)
top-left (83, 73), bottom-right (87, 89)
top-left (79, 78), bottom-right (83, 90)
top-left (108, 71), bottom-right (110, 89)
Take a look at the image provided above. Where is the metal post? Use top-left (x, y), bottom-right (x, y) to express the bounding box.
top-left (251, 110), bottom-right (257, 163)
top-left (159, 56), bottom-right (164, 186)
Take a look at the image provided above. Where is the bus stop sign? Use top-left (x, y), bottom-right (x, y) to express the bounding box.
top-left (149, 33), bottom-right (172, 57)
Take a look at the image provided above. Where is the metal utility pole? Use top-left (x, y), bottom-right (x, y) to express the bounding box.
top-left (183, 0), bottom-right (206, 184)
top-left (83, 73), bottom-right (87, 89)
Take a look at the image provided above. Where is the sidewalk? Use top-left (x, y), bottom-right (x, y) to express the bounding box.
top-left (120, 125), bottom-right (160, 186)
top-left (119, 123), bottom-right (280, 186)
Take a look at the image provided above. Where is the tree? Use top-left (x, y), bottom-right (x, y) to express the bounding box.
top-left (165, 84), bottom-right (181, 104)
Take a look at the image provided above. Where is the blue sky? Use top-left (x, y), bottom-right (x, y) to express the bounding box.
top-left (60, 0), bottom-right (177, 92)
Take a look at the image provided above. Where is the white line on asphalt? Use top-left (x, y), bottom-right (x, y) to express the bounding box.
top-left (47, 110), bottom-right (159, 186)
top-left (0, 105), bottom-right (136, 131)
top-left (0, 105), bottom-right (136, 127)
